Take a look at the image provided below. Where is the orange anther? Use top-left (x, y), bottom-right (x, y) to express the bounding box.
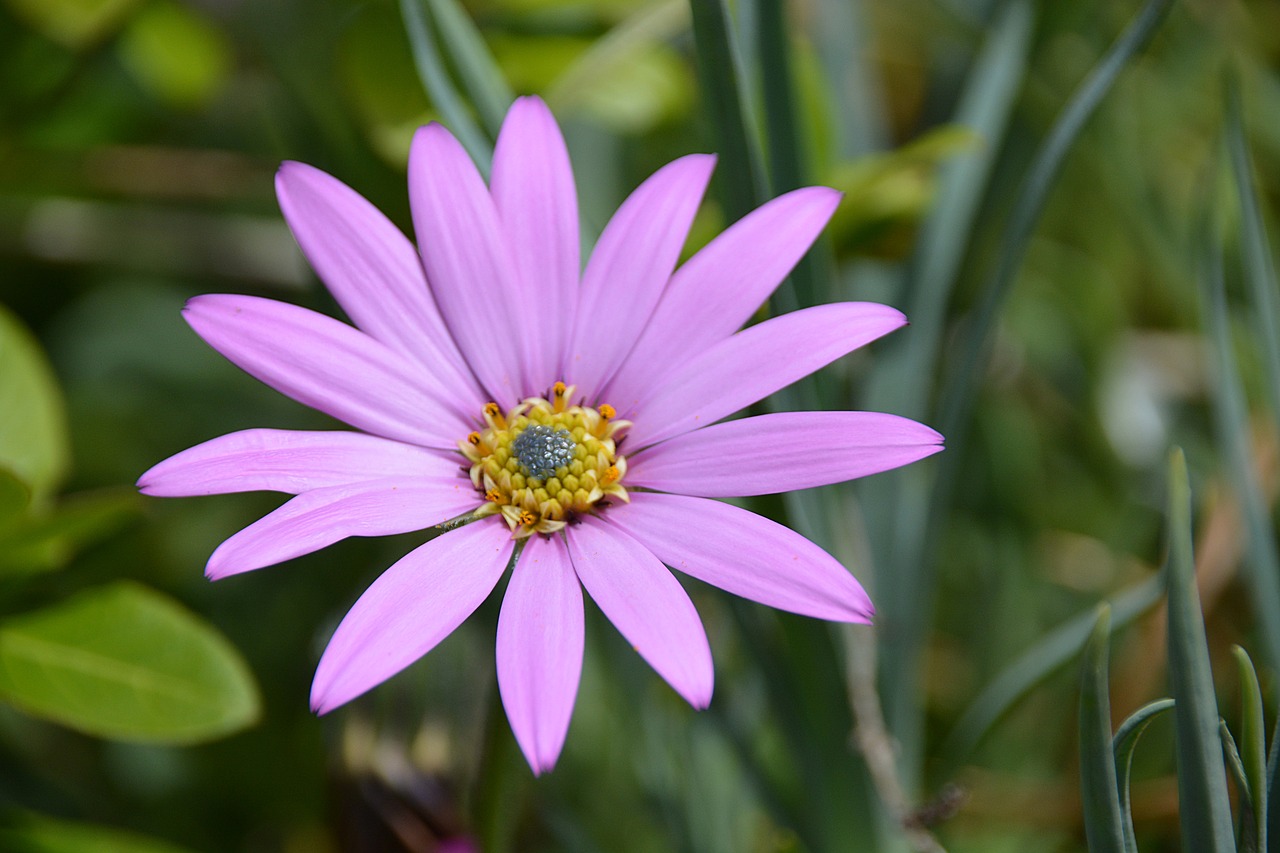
top-left (483, 402), bottom-right (501, 417)
top-left (553, 381), bottom-right (567, 397)
top-left (467, 432), bottom-right (482, 445)
top-left (599, 404), bottom-right (616, 420)
top-left (601, 465), bottom-right (620, 485)
top-left (485, 489), bottom-right (504, 503)
top-left (519, 510), bottom-right (537, 526)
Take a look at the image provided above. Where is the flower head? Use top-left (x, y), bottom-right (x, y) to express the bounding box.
top-left (138, 96), bottom-right (943, 774)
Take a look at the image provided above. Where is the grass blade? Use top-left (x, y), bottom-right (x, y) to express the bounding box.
top-left (934, 0), bottom-right (1174, 445)
top-left (1225, 74), bottom-right (1280, 420)
top-left (864, 0), bottom-right (1033, 788)
top-left (688, 0), bottom-right (766, 221)
top-left (1234, 646), bottom-right (1267, 851)
top-left (755, 0), bottom-right (831, 311)
top-left (810, 0), bottom-right (887, 158)
top-left (1203, 232), bottom-right (1280, 667)
top-left (1165, 448), bottom-right (1236, 853)
top-left (399, 0), bottom-right (493, 174)
top-left (1113, 699), bottom-right (1176, 853)
top-left (421, 0), bottom-right (513, 136)
top-left (1268, 706), bottom-right (1280, 849)
top-left (865, 0), bottom-right (1033, 421)
top-left (942, 570), bottom-right (1164, 765)
top-left (1080, 605), bottom-right (1127, 853)
top-left (546, 0), bottom-right (688, 114)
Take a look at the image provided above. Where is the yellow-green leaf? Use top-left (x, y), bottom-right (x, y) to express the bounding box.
top-left (0, 582), bottom-right (260, 743)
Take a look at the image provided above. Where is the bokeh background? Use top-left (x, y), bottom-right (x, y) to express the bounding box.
top-left (2, 0), bottom-right (1279, 850)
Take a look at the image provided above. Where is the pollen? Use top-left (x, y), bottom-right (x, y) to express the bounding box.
top-left (459, 383), bottom-right (631, 538)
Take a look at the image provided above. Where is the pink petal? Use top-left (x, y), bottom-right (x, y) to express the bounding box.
top-left (490, 97), bottom-right (580, 396)
top-left (604, 187), bottom-right (841, 406)
top-left (275, 162), bottom-right (484, 416)
top-left (604, 492), bottom-right (872, 622)
top-left (497, 534), bottom-right (583, 775)
top-left (627, 411), bottom-right (943, 496)
top-left (621, 302), bottom-right (906, 449)
top-left (138, 429), bottom-right (458, 496)
top-left (311, 520), bottom-right (514, 713)
top-left (409, 124), bottom-right (527, 409)
top-left (184, 294), bottom-right (471, 448)
top-left (564, 154), bottom-right (716, 403)
top-left (206, 476), bottom-right (478, 579)
top-left (567, 519), bottom-right (713, 708)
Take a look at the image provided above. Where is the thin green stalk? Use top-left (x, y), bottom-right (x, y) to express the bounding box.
top-left (1079, 605), bottom-right (1127, 853)
top-left (1165, 449), bottom-right (1236, 853)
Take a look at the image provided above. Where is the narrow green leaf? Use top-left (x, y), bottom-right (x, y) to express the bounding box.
top-left (1234, 646), bottom-right (1267, 851)
top-left (0, 581), bottom-right (260, 743)
top-left (1223, 720), bottom-right (1251, 804)
top-left (1268, 703), bottom-right (1280, 848)
top-left (399, 0), bottom-right (493, 174)
top-left (1225, 74), bottom-right (1280, 421)
top-left (810, 0), bottom-right (886, 158)
top-left (688, 0), bottom-right (766, 221)
top-left (0, 488), bottom-right (142, 575)
top-left (421, 0), bottom-right (512, 136)
top-left (755, 0), bottom-right (827, 310)
top-left (1113, 698), bottom-right (1176, 853)
top-left (862, 0), bottom-right (1033, 793)
top-left (1221, 719), bottom-right (1260, 852)
top-left (755, 0), bottom-right (801, 196)
top-left (0, 305), bottom-right (70, 505)
top-left (1165, 448), bottom-right (1236, 852)
top-left (865, 0), bottom-right (1032, 419)
top-left (943, 570), bottom-right (1164, 764)
top-left (546, 0), bottom-right (688, 115)
top-left (1203, 236), bottom-right (1280, 667)
top-left (1080, 605), bottom-right (1127, 853)
top-left (0, 812), bottom-right (194, 853)
top-left (935, 0), bottom-right (1174, 444)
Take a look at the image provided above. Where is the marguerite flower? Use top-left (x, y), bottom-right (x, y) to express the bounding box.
top-left (139, 96), bottom-right (942, 774)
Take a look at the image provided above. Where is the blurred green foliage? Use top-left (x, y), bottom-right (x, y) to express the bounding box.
top-left (2, 0), bottom-right (1280, 850)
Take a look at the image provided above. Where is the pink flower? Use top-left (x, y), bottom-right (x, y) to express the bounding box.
top-left (139, 96), bottom-right (942, 774)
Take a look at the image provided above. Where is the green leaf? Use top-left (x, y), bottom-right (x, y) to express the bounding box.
top-left (0, 305), bottom-right (70, 505)
top-left (861, 0), bottom-right (1034, 794)
top-left (1268, 700), bottom-right (1280, 848)
top-left (826, 125), bottom-right (981, 252)
top-left (1221, 719), bottom-right (1257, 852)
top-left (1165, 448), bottom-right (1236, 852)
top-left (116, 0), bottom-right (231, 108)
top-left (1234, 646), bottom-right (1267, 851)
top-left (688, 0), bottom-right (766, 222)
top-left (1113, 698), bottom-right (1175, 853)
top-left (545, 0), bottom-right (688, 116)
top-left (1225, 74), bottom-right (1280, 423)
top-left (1079, 605), bottom-right (1126, 853)
top-left (1202, 232), bottom-right (1280, 668)
top-left (0, 812), bottom-right (194, 853)
top-left (863, 0), bottom-right (1032, 420)
top-left (942, 570), bottom-right (1164, 765)
top-left (0, 488), bottom-right (142, 576)
top-left (0, 582), bottom-right (260, 743)
top-left (420, 0), bottom-right (512, 137)
top-left (399, 0), bottom-right (493, 174)
top-left (935, 0), bottom-right (1174, 446)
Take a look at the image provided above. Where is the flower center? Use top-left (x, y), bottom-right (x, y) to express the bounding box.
top-left (510, 424), bottom-right (576, 480)
top-left (459, 382), bottom-right (630, 538)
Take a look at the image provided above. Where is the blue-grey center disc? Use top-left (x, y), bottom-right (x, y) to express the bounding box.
top-left (511, 424), bottom-right (576, 480)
